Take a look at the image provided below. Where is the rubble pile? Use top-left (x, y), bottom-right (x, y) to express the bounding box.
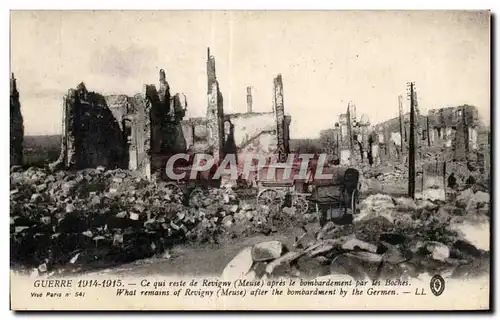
top-left (222, 204), bottom-right (313, 241)
top-left (376, 170), bottom-right (406, 184)
top-left (11, 165), bottom-right (490, 279)
top-left (371, 166), bottom-right (406, 185)
top-left (9, 167), bottom-right (307, 275)
top-left (222, 194), bottom-right (490, 282)
top-left (359, 163), bottom-right (408, 196)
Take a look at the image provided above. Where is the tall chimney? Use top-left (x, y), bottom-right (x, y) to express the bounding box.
top-left (246, 86), bottom-right (253, 113)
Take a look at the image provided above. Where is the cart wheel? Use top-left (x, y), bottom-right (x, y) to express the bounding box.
top-left (164, 182), bottom-right (183, 196)
top-left (351, 189), bottom-right (359, 214)
top-left (257, 189), bottom-right (283, 208)
top-left (189, 187), bottom-right (205, 207)
top-left (292, 196), bottom-right (309, 214)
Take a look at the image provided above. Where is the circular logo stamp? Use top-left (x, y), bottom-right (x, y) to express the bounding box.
top-left (430, 275), bottom-right (445, 297)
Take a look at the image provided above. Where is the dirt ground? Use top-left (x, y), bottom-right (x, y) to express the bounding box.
top-left (88, 223), bottom-right (319, 277)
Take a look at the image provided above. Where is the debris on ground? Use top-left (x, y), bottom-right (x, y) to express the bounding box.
top-left (222, 192), bottom-right (490, 281)
top-left (10, 166), bottom-right (490, 279)
top-left (9, 167), bottom-right (308, 275)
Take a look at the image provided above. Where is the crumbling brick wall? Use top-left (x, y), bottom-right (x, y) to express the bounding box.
top-left (181, 117), bottom-right (209, 153)
top-left (206, 48), bottom-right (225, 162)
top-left (362, 105), bottom-right (481, 168)
top-left (52, 83), bottom-right (128, 170)
top-left (181, 111), bottom-right (291, 165)
top-left (331, 105), bottom-right (372, 166)
top-left (337, 113), bottom-right (351, 165)
top-left (227, 112), bottom-right (279, 156)
top-left (50, 49), bottom-right (290, 178)
top-left (166, 93), bottom-right (188, 154)
top-left (179, 49), bottom-right (293, 168)
top-left (273, 74), bottom-right (289, 162)
top-left (135, 71), bottom-right (188, 177)
top-left (51, 71), bottom-right (188, 177)
top-left (10, 73), bottom-right (24, 166)
top-left (180, 70), bottom-right (292, 167)
top-left (427, 105), bottom-right (480, 161)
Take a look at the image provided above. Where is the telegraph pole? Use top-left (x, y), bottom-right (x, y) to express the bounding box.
top-left (426, 116), bottom-right (431, 147)
top-left (407, 82), bottom-right (416, 199)
top-left (398, 94), bottom-right (405, 155)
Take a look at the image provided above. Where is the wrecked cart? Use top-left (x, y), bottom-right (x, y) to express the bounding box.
top-left (309, 166), bottom-right (361, 226)
top-left (255, 163), bottom-right (311, 214)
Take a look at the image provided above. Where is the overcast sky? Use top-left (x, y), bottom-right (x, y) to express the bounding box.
top-left (11, 10), bottom-right (490, 138)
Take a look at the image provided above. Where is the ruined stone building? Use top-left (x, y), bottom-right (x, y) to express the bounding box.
top-left (10, 73), bottom-right (24, 166)
top-left (180, 49), bottom-right (291, 166)
top-left (371, 105), bottom-right (482, 162)
top-left (370, 112), bottom-right (427, 164)
top-left (426, 105), bottom-right (480, 161)
top-left (52, 68), bottom-right (188, 178)
top-left (326, 101), bottom-right (485, 171)
top-left (330, 103), bottom-right (370, 165)
top-left (53, 48), bottom-right (291, 179)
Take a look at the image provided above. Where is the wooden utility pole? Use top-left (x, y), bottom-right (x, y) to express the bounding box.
top-left (426, 116), bottom-right (431, 147)
top-left (462, 106), bottom-right (469, 154)
top-left (398, 95), bottom-right (405, 155)
top-left (407, 82), bottom-right (416, 199)
top-left (335, 125), bottom-right (340, 157)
